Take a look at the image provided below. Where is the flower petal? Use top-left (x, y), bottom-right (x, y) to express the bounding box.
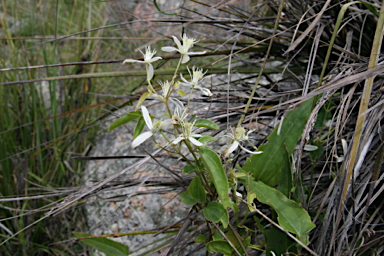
top-left (181, 54), bottom-right (190, 64)
top-left (161, 46), bottom-right (178, 52)
top-left (303, 144), bottom-right (318, 151)
top-left (341, 139), bottom-right (348, 155)
top-left (186, 65), bottom-right (192, 76)
top-left (131, 131), bottom-right (153, 148)
top-left (147, 64), bottom-right (154, 81)
top-left (223, 141), bottom-right (239, 158)
top-left (160, 119), bottom-right (172, 130)
top-left (179, 73), bottom-right (189, 84)
top-left (141, 106), bottom-right (153, 130)
top-left (196, 87), bottom-right (212, 96)
top-left (123, 59), bottom-right (144, 64)
top-left (187, 51), bottom-right (207, 56)
top-left (239, 144), bottom-right (263, 155)
top-left (147, 56), bottom-right (162, 63)
top-left (172, 136), bottom-right (185, 145)
top-left (188, 137), bottom-right (203, 147)
top-left (172, 35), bottom-right (182, 50)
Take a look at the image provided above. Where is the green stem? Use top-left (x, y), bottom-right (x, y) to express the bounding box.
top-left (159, 131), bottom-right (192, 165)
top-left (184, 140), bottom-right (213, 194)
top-left (171, 57), bottom-right (183, 85)
top-left (187, 87), bottom-right (194, 106)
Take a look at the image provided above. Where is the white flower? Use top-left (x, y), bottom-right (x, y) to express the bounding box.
top-left (158, 80), bottom-right (173, 100)
top-left (123, 46), bottom-right (162, 81)
top-left (172, 121), bottom-right (203, 147)
top-left (170, 98), bottom-right (189, 124)
top-left (161, 34), bottom-right (206, 64)
top-left (131, 106), bottom-right (171, 148)
top-left (151, 80), bottom-right (175, 101)
top-left (180, 66), bottom-right (212, 96)
top-left (223, 127), bottom-right (263, 158)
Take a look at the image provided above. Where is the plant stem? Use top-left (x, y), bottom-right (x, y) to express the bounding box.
top-left (171, 57), bottom-right (183, 85)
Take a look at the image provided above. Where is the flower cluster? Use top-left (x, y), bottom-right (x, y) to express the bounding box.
top-left (122, 34), bottom-right (213, 149)
top-left (123, 34), bottom-right (261, 158)
top-left (111, 32), bottom-right (314, 256)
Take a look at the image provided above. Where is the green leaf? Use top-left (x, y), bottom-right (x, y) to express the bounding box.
top-left (213, 228), bottom-right (224, 240)
top-left (109, 111), bottom-right (141, 131)
top-left (199, 148), bottom-right (232, 209)
top-left (194, 119), bottom-right (220, 130)
top-left (242, 236), bottom-right (251, 254)
top-left (243, 98), bottom-right (314, 186)
top-left (206, 240), bottom-right (233, 255)
top-left (195, 234), bottom-right (206, 244)
top-left (135, 92), bottom-right (150, 110)
top-left (179, 190), bottom-right (197, 206)
top-left (176, 89), bottom-right (186, 97)
top-left (298, 234), bottom-right (310, 246)
top-left (362, 2), bottom-right (379, 16)
top-left (187, 176), bottom-right (206, 203)
top-left (266, 226), bottom-right (297, 256)
top-left (314, 104), bottom-right (332, 128)
top-left (203, 202), bottom-right (229, 228)
top-left (243, 179), bottom-right (316, 236)
top-left (247, 191), bottom-right (257, 212)
top-left (278, 147), bottom-right (291, 197)
top-left (182, 164), bottom-right (196, 174)
top-left (133, 116), bottom-right (145, 139)
top-left (198, 136), bottom-right (217, 144)
top-left (224, 229), bottom-right (251, 256)
top-left (225, 228), bottom-right (241, 250)
top-left (73, 232), bottom-right (129, 256)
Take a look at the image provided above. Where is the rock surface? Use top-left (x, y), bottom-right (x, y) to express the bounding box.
top-left (84, 103), bottom-right (191, 255)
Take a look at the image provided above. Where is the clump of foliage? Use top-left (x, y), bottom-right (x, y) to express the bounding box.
top-left (105, 34), bottom-right (316, 255)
